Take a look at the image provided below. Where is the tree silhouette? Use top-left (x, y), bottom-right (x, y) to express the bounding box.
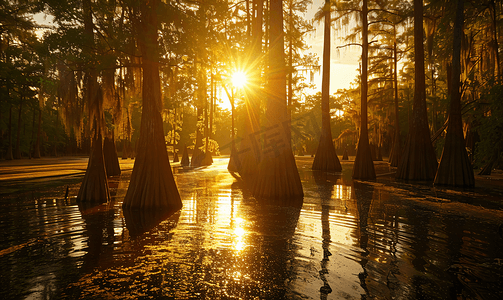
top-left (252, 0), bottom-right (303, 200)
top-left (77, 0), bottom-right (109, 203)
top-left (396, 0), bottom-right (438, 181)
top-left (388, 24), bottom-right (401, 167)
top-left (312, 0), bottom-right (342, 172)
top-left (352, 0), bottom-right (376, 180)
top-left (123, 0), bottom-right (182, 210)
top-left (434, 0), bottom-right (474, 187)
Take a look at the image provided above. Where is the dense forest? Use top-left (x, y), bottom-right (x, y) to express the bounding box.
top-left (1, 0), bottom-right (502, 201)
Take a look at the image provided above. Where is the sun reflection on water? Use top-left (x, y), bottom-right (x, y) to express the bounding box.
top-left (2, 158), bottom-right (502, 299)
top-left (232, 218), bottom-right (246, 252)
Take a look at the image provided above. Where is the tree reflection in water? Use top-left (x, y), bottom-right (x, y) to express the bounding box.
top-left (123, 208), bottom-right (180, 238)
top-left (1, 158), bottom-right (503, 299)
top-left (77, 201), bottom-right (116, 273)
top-left (354, 181), bottom-right (373, 298)
top-left (313, 171), bottom-right (337, 299)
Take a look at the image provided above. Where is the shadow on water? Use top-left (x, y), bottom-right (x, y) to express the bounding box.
top-left (62, 203), bottom-right (181, 299)
top-left (123, 208), bottom-right (180, 238)
top-left (77, 201), bottom-right (116, 273)
top-left (348, 180), bottom-right (503, 300)
top-left (313, 171), bottom-right (342, 299)
top-left (242, 197), bottom-right (302, 299)
top-left (352, 181), bottom-right (373, 299)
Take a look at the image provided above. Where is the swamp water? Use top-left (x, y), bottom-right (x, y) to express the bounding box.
top-left (1, 157), bottom-right (502, 299)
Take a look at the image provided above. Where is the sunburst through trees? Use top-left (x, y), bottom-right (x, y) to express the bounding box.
top-left (4, 0), bottom-right (503, 208)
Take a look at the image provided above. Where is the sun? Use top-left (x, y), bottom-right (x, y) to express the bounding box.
top-left (231, 71), bottom-right (247, 89)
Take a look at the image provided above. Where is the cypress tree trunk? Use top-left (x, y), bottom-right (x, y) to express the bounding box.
top-left (123, 0), bottom-right (182, 210)
top-left (434, 0), bottom-right (474, 187)
top-left (396, 0), bottom-right (438, 181)
top-left (180, 144), bottom-right (190, 167)
top-left (252, 0), bottom-right (303, 200)
top-left (352, 0), bottom-right (376, 180)
top-left (312, 0), bottom-right (342, 172)
top-left (227, 90), bottom-right (241, 172)
top-left (389, 35), bottom-right (400, 167)
top-left (29, 107), bottom-right (36, 158)
top-left (202, 78), bottom-right (213, 166)
top-left (0, 107), bottom-right (3, 160)
top-left (191, 107), bottom-right (205, 167)
top-left (173, 107), bottom-right (179, 163)
top-left (53, 110), bottom-right (59, 156)
top-left (14, 97), bottom-right (23, 159)
top-left (490, 0), bottom-right (500, 81)
top-left (287, 2), bottom-right (293, 143)
top-left (104, 136), bottom-right (121, 177)
top-left (235, 0), bottom-right (263, 178)
top-left (193, 5), bottom-right (208, 168)
top-left (77, 0), bottom-right (109, 202)
top-left (6, 104), bottom-right (13, 160)
top-left (77, 132), bottom-right (110, 202)
top-left (33, 108), bottom-right (42, 158)
top-left (236, 91), bottom-right (261, 177)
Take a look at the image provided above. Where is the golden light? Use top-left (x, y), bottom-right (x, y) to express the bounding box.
top-left (233, 217), bottom-right (246, 252)
top-left (231, 71), bottom-right (247, 89)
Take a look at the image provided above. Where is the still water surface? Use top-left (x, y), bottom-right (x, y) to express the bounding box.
top-left (1, 157), bottom-right (502, 299)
